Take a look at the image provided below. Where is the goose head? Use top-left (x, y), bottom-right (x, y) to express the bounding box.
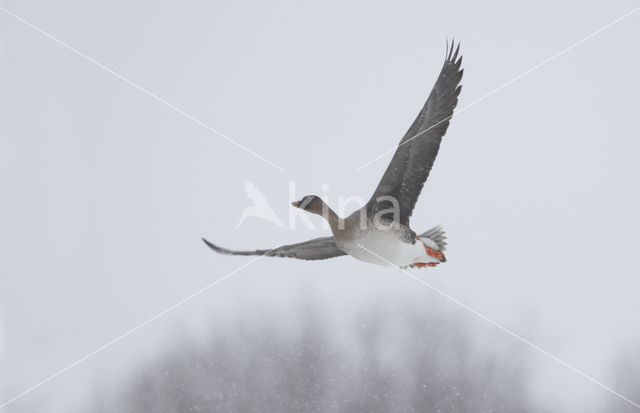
top-left (292, 195), bottom-right (326, 216)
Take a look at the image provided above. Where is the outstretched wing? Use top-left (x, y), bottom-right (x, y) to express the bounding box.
top-left (367, 42), bottom-right (463, 226)
top-left (202, 236), bottom-right (347, 261)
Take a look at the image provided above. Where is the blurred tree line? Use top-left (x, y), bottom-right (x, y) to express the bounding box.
top-left (88, 300), bottom-right (549, 413)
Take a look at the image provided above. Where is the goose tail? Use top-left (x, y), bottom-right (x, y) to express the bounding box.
top-left (418, 225), bottom-right (447, 252)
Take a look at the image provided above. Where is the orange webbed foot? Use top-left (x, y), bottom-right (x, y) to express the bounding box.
top-left (425, 246), bottom-right (445, 261)
top-left (412, 262), bottom-right (439, 269)
top-left (416, 236), bottom-right (446, 261)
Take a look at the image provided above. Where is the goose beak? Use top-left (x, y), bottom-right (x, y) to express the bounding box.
top-left (292, 201), bottom-right (300, 207)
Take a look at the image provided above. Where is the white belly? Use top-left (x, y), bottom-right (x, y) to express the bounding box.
top-left (338, 231), bottom-right (440, 268)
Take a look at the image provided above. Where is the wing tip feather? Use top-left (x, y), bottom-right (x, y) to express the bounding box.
top-left (445, 38), bottom-right (463, 65)
top-left (201, 237), bottom-right (232, 255)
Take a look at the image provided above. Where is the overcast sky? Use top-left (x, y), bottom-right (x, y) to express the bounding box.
top-left (1, 0), bottom-right (639, 412)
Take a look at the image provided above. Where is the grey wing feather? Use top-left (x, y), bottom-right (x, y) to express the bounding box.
top-left (368, 41), bottom-right (463, 225)
top-left (202, 236), bottom-right (347, 261)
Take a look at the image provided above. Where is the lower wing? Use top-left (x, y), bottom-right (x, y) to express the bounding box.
top-left (202, 236), bottom-right (347, 261)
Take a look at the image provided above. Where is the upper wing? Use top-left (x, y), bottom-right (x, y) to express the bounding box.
top-left (367, 42), bottom-right (463, 225)
top-left (202, 236), bottom-right (347, 261)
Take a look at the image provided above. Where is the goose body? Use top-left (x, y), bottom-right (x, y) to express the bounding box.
top-left (323, 211), bottom-right (446, 268)
top-left (203, 42), bottom-right (462, 269)
top-left (335, 230), bottom-right (444, 268)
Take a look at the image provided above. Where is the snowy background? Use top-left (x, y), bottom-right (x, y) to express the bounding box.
top-left (1, 0), bottom-right (640, 412)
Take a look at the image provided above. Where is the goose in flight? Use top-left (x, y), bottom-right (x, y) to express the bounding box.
top-left (203, 42), bottom-right (463, 268)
